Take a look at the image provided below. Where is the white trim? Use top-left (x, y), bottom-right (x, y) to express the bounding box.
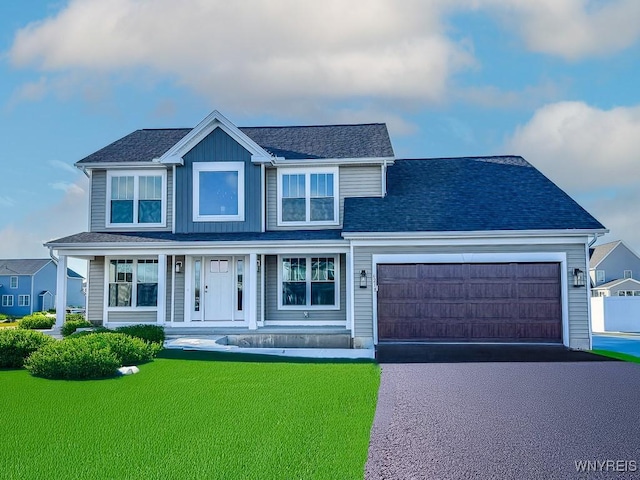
top-left (277, 254), bottom-right (340, 311)
top-left (156, 254), bottom-right (167, 325)
top-left (371, 252), bottom-right (569, 347)
top-left (586, 242), bottom-right (593, 350)
top-left (277, 167), bottom-right (339, 227)
top-left (248, 253), bottom-right (258, 330)
top-left (1, 295), bottom-right (13, 307)
top-left (158, 110), bottom-right (272, 165)
top-left (170, 255), bottom-right (176, 324)
top-left (87, 169), bottom-right (93, 234)
top-left (589, 240), bottom-right (640, 269)
top-left (264, 320), bottom-right (347, 327)
top-left (192, 162), bottom-right (245, 222)
top-left (593, 277), bottom-right (640, 290)
top-left (18, 294), bottom-right (30, 307)
top-left (9, 276), bottom-right (18, 289)
top-left (344, 230), bottom-right (607, 241)
top-left (106, 169), bottom-right (167, 228)
top-left (51, 244), bottom-right (350, 256)
top-left (172, 165), bottom-right (176, 233)
top-left (55, 255), bottom-right (67, 327)
top-left (272, 156), bottom-right (395, 167)
top-left (347, 245), bottom-right (355, 338)
top-left (259, 254), bottom-right (265, 326)
top-left (261, 163), bottom-right (266, 232)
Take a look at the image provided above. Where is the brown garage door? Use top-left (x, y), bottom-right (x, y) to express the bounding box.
top-left (377, 263), bottom-right (562, 342)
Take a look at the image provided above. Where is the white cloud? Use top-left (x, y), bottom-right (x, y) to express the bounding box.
top-left (49, 181), bottom-right (85, 194)
top-left (7, 0), bottom-right (475, 112)
top-left (0, 177), bottom-right (88, 266)
top-left (479, 0), bottom-right (640, 60)
top-left (48, 159), bottom-right (79, 176)
top-left (503, 100), bottom-right (640, 248)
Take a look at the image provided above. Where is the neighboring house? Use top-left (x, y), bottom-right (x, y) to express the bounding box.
top-left (46, 110), bottom-right (606, 350)
top-left (589, 240), bottom-right (640, 288)
top-left (589, 240), bottom-right (640, 333)
top-left (0, 259), bottom-right (85, 317)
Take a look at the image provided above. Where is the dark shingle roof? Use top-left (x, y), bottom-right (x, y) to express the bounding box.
top-left (0, 259), bottom-right (51, 275)
top-left (77, 129), bottom-right (191, 164)
top-left (589, 240), bottom-right (621, 268)
top-left (76, 123), bottom-right (393, 165)
top-left (343, 156), bottom-right (606, 233)
top-left (240, 124), bottom-right (393, 159)
top-left (0, 259), bottom-right (84, 278)
top-left (47, 230), bottom-right (345, 245)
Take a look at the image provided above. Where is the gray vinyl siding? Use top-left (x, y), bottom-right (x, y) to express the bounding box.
top-left (595, 244), bottom-right (640, 285)
top-left (353, 243), bottom-right (590, 349)
top-left (266, 165), bottom-right (382, 230)
top-left (107, 311), bottom-right (158, 323)
top-left (264, 254), bottom-right (346, 323)
top-left (87, 257), bottom-right (104, 325)
top-left (90, 168), bottom-right (173, 232)
top-left (175, 127), bottom-right (262, 233)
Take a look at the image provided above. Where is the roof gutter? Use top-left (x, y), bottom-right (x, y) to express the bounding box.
top-left (342, 228), bottom-right (609, 240)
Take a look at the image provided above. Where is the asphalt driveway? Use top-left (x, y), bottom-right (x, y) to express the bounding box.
top-left (366, 362), bottom-right (640, 479)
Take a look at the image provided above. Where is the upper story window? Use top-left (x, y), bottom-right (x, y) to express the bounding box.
top-left (193, 162), bottom-right (245, 222)
top-left (277, 168), bottom-right (339, 226)
top-left (624, 270), bottom-right (633, 279)
top-left (107, 170), bottom-right (166, 227)
top-left (596, 270), bottom-right (605, 283)
top-left (10, 276), bottom-right (18, 289)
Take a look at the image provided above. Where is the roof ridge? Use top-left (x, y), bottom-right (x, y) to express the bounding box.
top-left (240, 123), bottom-right (386, 129)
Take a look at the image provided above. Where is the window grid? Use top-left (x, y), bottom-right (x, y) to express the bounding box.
top-left (108, 259), bottom-right (159, 308)
top-left (108, 172), bottom-right (164, 225)
top-left (2, 295), bottom-right (13, 307)
top-left (279, 169), bottom-right (337, 225)
top-left (281, 256), bottom-right (338, 308)
top-left (18, 295), bottom-right (30, 307)
top-left (10, 276), bottom-right (18, 289)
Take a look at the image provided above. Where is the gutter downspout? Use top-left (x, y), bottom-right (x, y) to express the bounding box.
top-left (586, 232), bottom-right (604, 351)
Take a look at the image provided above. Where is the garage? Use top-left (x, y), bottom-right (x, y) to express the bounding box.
top-left (376, 262), bottom-right (562, 343)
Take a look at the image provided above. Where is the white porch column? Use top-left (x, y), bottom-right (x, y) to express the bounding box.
top-left (248, 253), bottom-right (258, 330)
top-left (55, 254), bottom-right (67, 328)
top-left (157, 254), bottom-right (167, 325)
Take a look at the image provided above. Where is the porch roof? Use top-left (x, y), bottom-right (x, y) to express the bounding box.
top-left (46, 229), bottom-right (345, 246)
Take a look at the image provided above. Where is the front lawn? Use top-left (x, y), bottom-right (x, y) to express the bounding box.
top-left (591, 349), bottom-right (640, 364)
top-left (0, 350), bottom-right (380, 480)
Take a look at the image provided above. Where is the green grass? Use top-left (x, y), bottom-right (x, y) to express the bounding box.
top-left (0, 350), bottom-right (380, 480)
top-left (0, 322), bottom-right (18, 328)
top-left (591, 349), bottom-right (640, 364)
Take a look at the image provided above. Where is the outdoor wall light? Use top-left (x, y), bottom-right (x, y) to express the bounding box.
top-left (573, 268), bottom-right (586, 287)
top-left (360, 270), bottom-right (368, 288)
top-left (175, 261), bottom-right (183, 274)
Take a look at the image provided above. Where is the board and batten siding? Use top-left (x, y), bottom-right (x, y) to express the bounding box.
top-left (87, 257), bottom-right (104, 325)
top-left (264, 254), bottom-right (346, 323)
top-left (90, 169), bottom-right (173, 232)
top-left (266, 165), bottom-right (382, 230)
top-left (353, 243), bottom-right (591, 349)
top-left (175, 128), bottom-right (261, 233)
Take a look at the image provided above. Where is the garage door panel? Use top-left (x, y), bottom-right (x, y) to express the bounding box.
top-left (418, 264), bottom-right (466, 279)
top-left (419, 283), bottom-right (466, 299)
top-left (467, 283), bottom-right (513, 299)
top-left (377, 262), bottom-right (562, 343)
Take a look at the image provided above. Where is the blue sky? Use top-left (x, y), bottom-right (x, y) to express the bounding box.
top-left (2, 0), bottom-right (640, 276)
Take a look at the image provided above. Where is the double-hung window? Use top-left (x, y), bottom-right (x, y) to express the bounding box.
top-left (193, 162), bottom-right (245, 222)
top-left (278, 168), bottom-right (338, 225)
top-left (107, 171), bottom-right (165, 226)
top-left (279, 256), bottom-right (339, 309)
top-left (10, 276), bottom-right (18, 289)
top-left (108, 259), bottom-right (158, 308)
top-left (18, 295), bottom-right (30, 307)
top-left (2, 295), bottom-right (13, 307)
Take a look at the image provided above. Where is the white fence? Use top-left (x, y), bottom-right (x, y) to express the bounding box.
top-left (591, 296), bottom-right (640, 333)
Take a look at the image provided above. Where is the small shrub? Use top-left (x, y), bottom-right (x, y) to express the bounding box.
top-left (61, 319), bottom-right (94, 337)
top-left (115, 324), bottom-right (165, 344)
top-left (0, 313), bottom-right (9, 322)
top-left (0, 329), bottom-right (55, 368)
top-left (68, 327), bottom-right (112, 338)
top-left (77, 333), bottom-right (155, 366)
top-left (65, 313), bottom-right (86, 323)
top-left (18, 314), bottom-right (56, 330)
top-left (25, 339), bottom-right (120, 379)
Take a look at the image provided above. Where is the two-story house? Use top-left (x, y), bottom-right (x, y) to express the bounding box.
top-left (590, 240), bottom-right (640, 297)
top-left (46, 110), bottom-right (606, 350)
top-left (0, 259), bottom-right (85, 317)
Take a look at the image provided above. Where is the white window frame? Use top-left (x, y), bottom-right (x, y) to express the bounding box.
top-left (277, 167), bottom-right (339, 226)
top-left (596, 270), bottom-right (605, 283)
top-left (104, 257), bottom-right (159, 311)
top-left (106, 170), bottom-right (167, 227)
top-left (9, 276), bottom-right (18, 289)
top-left (277, 255), bottom-right (340, 311)
top-left (624, 270), bottom-right (633, 279)
top-left (18, 295), bottom-right (30, 307)
top-left (193, 162), bottom-right (245, 222)
top-left (2, 295), bottom-right (13, 307)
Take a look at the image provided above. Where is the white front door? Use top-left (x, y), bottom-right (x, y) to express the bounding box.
top-left (204, 257), bottom-right (234, 321)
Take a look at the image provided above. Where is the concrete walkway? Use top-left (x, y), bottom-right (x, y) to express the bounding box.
top-left (365, 361), bottom-right (640, 479)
